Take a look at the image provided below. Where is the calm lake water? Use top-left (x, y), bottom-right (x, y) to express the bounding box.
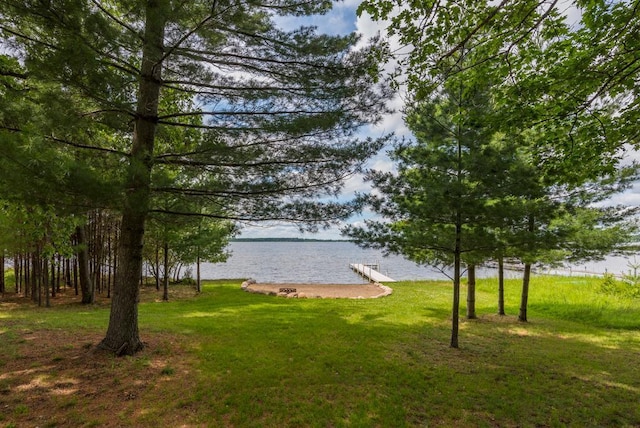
top-left (197, 241), bottom-right (636, 283)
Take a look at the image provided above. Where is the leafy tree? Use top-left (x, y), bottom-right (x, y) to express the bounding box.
top-left (0, 201), bottom-right (80, 305)
top-left (143, 213), bottom-right (235, 299)
top-left (1, 1), bottom-right (389, 354)
top-left (171, 217), bottom-right (236, 293)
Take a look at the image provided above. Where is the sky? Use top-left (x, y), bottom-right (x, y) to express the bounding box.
top-left (239, 1), bottom-right (640, 240)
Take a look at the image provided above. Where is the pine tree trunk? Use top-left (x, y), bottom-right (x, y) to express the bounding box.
top-left (44, 258), bottom-right (50, 308)
top-left (466, 264), bottom-right (476, 319)
top-left (50, 256), bottom-right (56, 298)
top-left (498, 256), bottom-right (505, 316)
top-left (519, 215), bottom-right (535, 322)
top-left (196, 251), bottom-right (201, 293)
top-left (14, 255), bottom-right (20, 293)
top-left (107, 226), bottom-right (112, 295)
top-left (99, 1), bottom-right (166, 356)
top-left (73, 257), bottom-right (79, 296)
top-left (451, 114), bottom-right (462, 349)
top-left (155, 244), bottom-right (160, 291)
top-left (451, 213), bottom-right (462, 348)
top-left (24, 254), bottom-right (30, 297)
top-left (519, 263), bottom-right (531, 322)
top-left (32, 252), bottom-right (39, 304)
top-left (0, 253), bottom-right (5, 294)
top-left (77, 225), bottom-right (95, 304)
top-left (55, 255), bottom-right (61, 293)
top-left (65, 257), bottom-right (71, 288)
top-left (163, 241), bottom-right (169, 301)
top-left (451, 245), bottom-right (461, 348)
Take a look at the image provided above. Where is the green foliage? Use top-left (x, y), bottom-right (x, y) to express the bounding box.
top-left (0, 202), bottom-right (80, 258)
top-left (1, 1), bottom-right (391, 350)
top-left (351, 0), bottom-right (638, 265)
top-left (160, 367), bottom-right (175, 376)
top-left (3, 268), bottom-right (15, 290)
top-left (0, 1), bottom-right (390, 229)
top-left (599, 274), bottom-right (630, 297)
top-left (600, 266), bottom-right (640, 299)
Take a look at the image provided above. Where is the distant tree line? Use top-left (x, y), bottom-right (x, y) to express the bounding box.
top-left (0, 205), bottom-right (234, 305)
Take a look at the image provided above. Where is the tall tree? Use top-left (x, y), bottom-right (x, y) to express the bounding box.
top-left (1, 1), bottom-right (389, 354)
top-left (345, 77), bottom-right (507, 348)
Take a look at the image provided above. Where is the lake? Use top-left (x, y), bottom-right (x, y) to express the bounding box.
top-left (197, 241), bottom-right (637, 283)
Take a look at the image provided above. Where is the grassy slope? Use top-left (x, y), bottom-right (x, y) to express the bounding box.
top-left (1, 275), bottom-right (639, 427)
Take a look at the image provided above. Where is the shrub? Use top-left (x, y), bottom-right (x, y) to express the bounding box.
top-left (600, 273), bottom-right (640, 298)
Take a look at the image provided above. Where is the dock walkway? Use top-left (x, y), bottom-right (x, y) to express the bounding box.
top-left (349, 263), bottom-right (396, 283)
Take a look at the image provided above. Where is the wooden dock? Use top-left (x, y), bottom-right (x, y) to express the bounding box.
top-left (349, 263), bottom-right (396, 283)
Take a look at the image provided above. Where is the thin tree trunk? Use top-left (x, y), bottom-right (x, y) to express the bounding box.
top-left (56, 255), bottom-right (62, 293)
top-left (163, 241), bottom-right (169, 301)
top-left (451, 208), bottom-right (462, 348)
top-left (155, 243), bottom-right (160, 291)
top-left (498, 256), bottom-right (505, 316)
top-left (519, 263), bottom-right (531, 322)
top-left (451, 102), bottom-right (462, 349)
top-left (174, 263), bottom-right (181, 283)
top-left (51, 256), bottom-right (56, 298)
top-left (14, 255), bottom-right (21, 294)
top-left (32, 252), bottom-right (39, 304)
top-left (109, 222), bottom-right (118, 299)
top-left (0, 252), bottom-right (5, 294)
top-left (73, 257), bottom-right (79, 296)
top-left (65, 257), bottom-right (71, 288)
top-left (24, 254), bottom-right (30, 297)
top-left (466, 264), bottom-right (476, 319)
top-left (99, 2), bottom-right (166, 356)
top-left (44, 258), bottom-right (50, 308)
top-left (196, 250), bottom-right (201, 293)
top-left (77, 225), bottom-right (95, 304)
top-left (451, 242), bottom-right (461, 348)
top-left (519, 215), bottom-right (535, 322)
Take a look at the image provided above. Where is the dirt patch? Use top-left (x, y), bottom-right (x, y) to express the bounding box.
top-left (0, 287), bottom-right (201, 427)
top-left (242, 281), bottom-right (393, 299)
top-left (0, 329), bottom-right (196, 427)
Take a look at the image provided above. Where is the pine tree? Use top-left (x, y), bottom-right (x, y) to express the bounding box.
top-left (1, 1), bottom-right (389, 354)
top-left (351, 0), bottom-right (639, 343)
top-left (346, 75), bottom-right (505, 347)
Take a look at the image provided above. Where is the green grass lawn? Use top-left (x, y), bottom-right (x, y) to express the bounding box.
top-left (1, 275), bottom-right (639, 427)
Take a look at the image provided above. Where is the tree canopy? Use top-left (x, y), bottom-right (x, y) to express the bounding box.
top-left (347, 0), bottom-right (639, 346)
top-left (0, 1), bottom-right (390, 354)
